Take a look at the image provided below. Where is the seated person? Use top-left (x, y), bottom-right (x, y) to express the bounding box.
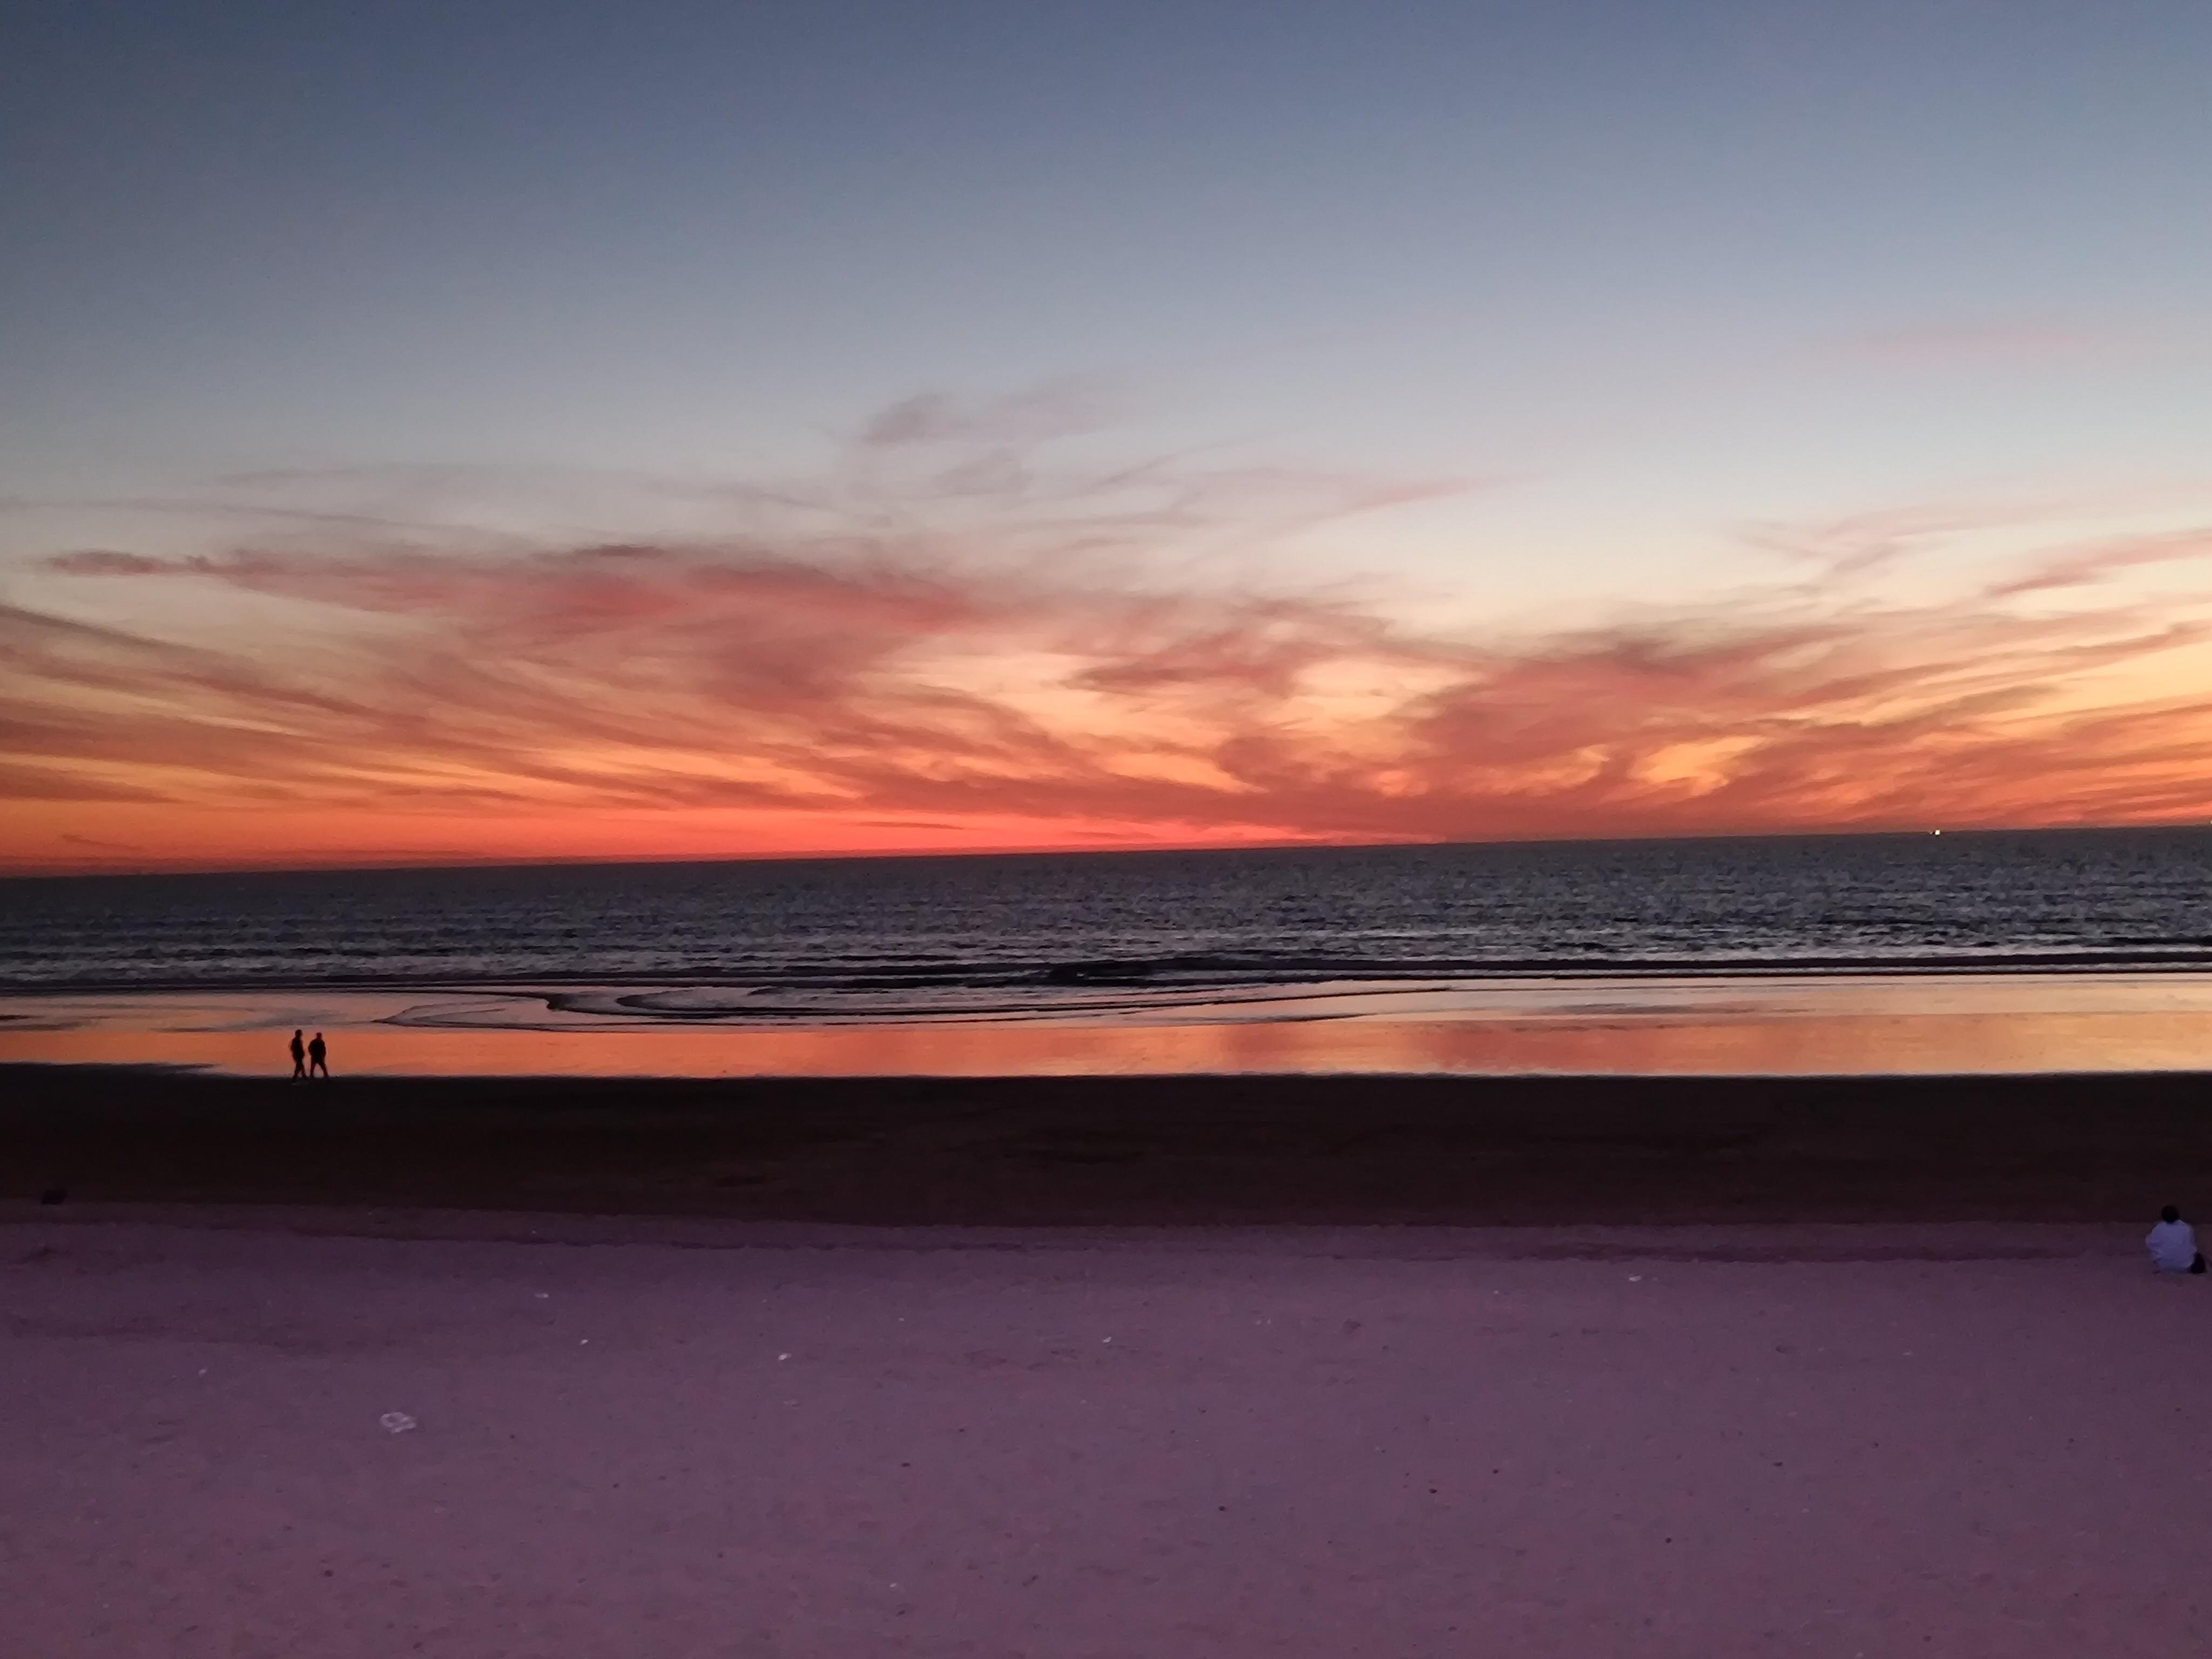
top-left (2146, 1205), bottom-right (2207, 1274)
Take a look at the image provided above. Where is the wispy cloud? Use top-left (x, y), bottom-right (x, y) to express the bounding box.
top-left (1831, 317), bottom-right (2117, 365)
top-left (1738, 502), bottom-right (2028, 583)
top-left (9, 528), bottom-right (2212, 869)
top-left (1981, 528), bottom-right (2212, 599)
top-left (7, 405), bottom-right (2212, 871)
top-left (857, 376), bottom-right (1121, 449)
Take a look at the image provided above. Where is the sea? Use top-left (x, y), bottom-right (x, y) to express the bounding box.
top-left (4, 828), bottom-right (2211, 1077)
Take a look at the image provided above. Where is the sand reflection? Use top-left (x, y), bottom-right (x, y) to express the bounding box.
top-left (4, 973), bottom-right (2212, 1076)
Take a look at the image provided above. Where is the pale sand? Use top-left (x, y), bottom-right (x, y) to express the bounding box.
top-left (6, 1214), bottom-right (2211, 1656)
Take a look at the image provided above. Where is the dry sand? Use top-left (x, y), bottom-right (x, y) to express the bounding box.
top-left (7, 1211), bottom-right (2212, 1657)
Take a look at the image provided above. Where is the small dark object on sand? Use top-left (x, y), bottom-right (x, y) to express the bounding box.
top-left (39, 1186), bottom-right (68, 1205)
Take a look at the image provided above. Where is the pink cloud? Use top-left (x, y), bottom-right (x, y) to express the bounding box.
top-left (10, 502), bottom-right (2212, 871)
top-left (1982, 529), bottom-right (2212, 599)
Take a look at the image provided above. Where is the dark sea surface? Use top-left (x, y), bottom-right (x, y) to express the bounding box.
top-left (4, 831), bottom-right (2210, 1027)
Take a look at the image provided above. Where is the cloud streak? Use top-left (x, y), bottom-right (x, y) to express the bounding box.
top-left (9, 530), bottom-right (2212, 871)
top-left (8, 408), bottom-right (2212, 872)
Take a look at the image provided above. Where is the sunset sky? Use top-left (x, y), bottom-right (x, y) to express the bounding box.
top-left (5, 0), bottom-right (2211, 872)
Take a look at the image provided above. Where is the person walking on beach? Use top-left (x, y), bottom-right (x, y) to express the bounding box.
top-left (289, 1029), bottom-right (307, 1080)
top-left (307, 1031), bottom-right (329, 1079)
top-left (2146, 1205), bottom-right (2206, 1274)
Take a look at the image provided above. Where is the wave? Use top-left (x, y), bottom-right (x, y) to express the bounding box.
top-left (10, 941), bottom-right (2212, 1001)
top-left (332, 952), bottom-right (2212, 1034)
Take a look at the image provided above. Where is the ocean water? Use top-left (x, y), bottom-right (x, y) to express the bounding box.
top-left (4, 830), bottom-right (2211, 1075)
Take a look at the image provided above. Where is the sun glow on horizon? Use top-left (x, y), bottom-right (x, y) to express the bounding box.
top-left (7, 458), bottom-right (2212, 876)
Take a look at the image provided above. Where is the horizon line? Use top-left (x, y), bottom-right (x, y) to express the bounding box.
top-left (7, 820), bottom-right (2210, 883)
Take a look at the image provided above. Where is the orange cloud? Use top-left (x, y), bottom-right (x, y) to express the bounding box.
top-left (8, 403), bottom-right (2212, 878)
top-left (7, 508), bottom-right (2212, 874)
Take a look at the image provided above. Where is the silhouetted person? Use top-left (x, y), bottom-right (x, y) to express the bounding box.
top-left (307, 1031), bottom-right (329, 1079)
top-left (289, 1029), bottom-right (307, 1080)
top-left (2147, 1205), bottom-right (2206, 1274)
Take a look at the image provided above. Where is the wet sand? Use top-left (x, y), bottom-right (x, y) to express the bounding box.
top-left (6, 1064), bottom-right (2212, 1223)
top-left (6, 1213), bottom-right (2212, 1656)
top-left (14, 970), bottom-right (2212, 1079)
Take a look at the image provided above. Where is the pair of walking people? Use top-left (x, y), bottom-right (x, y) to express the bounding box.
top-left (288, 1029), bottom-right (328, 1080)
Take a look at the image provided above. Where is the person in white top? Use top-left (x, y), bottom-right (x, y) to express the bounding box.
top-left (2146, 1206), bottom-right (2206, 1274)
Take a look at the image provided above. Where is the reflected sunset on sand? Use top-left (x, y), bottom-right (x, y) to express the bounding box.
top-left (9, 972), bottom-right (2212, 1078)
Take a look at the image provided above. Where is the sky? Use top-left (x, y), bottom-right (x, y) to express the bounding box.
top-left (4, 0), bottom-right (2211, 872)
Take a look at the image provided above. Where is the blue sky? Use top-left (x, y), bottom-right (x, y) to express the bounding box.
top-left (8, 1), bottom-right (2206, 497)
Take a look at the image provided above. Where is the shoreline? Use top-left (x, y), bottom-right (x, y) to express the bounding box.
top-left (14, 968), bottom-right (2212, 1077)
top-left (9, 1064), bottom-right (2212, 1225)
top-left (10, 948), bottom-right (2212, 996)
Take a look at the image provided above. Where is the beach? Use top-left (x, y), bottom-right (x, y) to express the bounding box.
top-left (8, 1068), bottom-right (2212, 1653)
top-left (13, 0), bottom-right (2212, 1637)
top-left (10, 1065), bottom-right (2212, 1223)
top-left (9, 1208), bottom-right (2212, 1656)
